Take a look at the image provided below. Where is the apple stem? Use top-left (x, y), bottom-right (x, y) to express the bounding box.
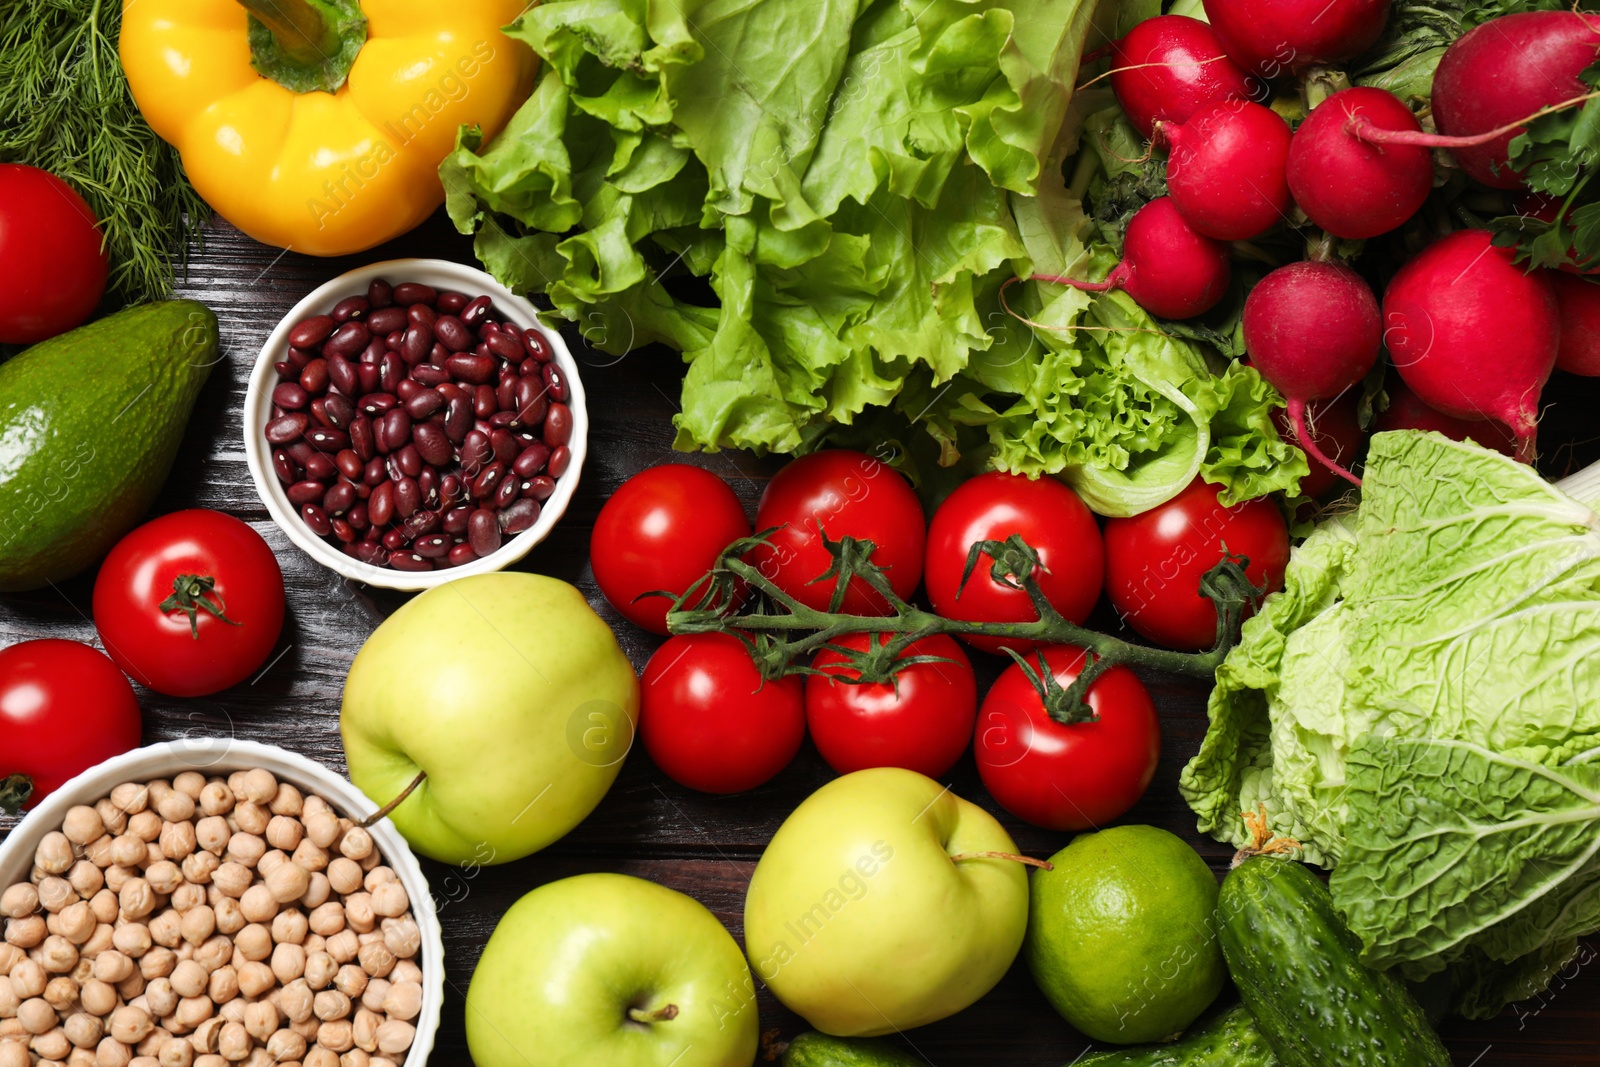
top-left (358, 770), bottom-right (426, 829)
top-left (949, 850), bottom-right (1054, 871)
top-left (627, 1003), bottom-right (679, 1024)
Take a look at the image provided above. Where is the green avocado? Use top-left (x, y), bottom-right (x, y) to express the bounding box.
top-left (0, 300), bottom-right (218, 590)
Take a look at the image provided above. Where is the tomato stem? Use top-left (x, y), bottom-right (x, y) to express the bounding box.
top-left (160, 574), bottom-right (242, 640)
top-left (0, 773), bottom-right (33, 815)
top-left (665, 531), bottom-right (1264, 722)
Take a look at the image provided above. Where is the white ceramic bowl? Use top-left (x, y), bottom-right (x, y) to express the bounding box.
top-left (0, 740), bottom-right (443, 1065)
top-left (244, 258), bottom-right (588, 591)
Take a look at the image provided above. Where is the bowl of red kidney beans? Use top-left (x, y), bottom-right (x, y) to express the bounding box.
top-left (243, 259), bottom-right (587, 590)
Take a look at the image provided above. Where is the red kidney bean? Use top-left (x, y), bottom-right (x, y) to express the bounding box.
top-left (287, 481), bottom-right (325, 505)
top-left (518, 358), bottom-right (539, 378)
top-left (368, 278), bottom-right (393, 309)
top-left (543, 363), bottom-right (569, 402)
top-left (331, 296), bottom-right (369, 323)
top-left (488, 410), bottom-right (516, 429)
top-left (380, 407), bottom-right (412, 452)
top-left (367, 307), bottom-right (407, 335)
top-left (395, 443), bottom-right (423, 478)
top-left (386, 330), bottom-right (405, 352)
top-left (301, 504), bottom-right (332, 537)
top-left (364, 456), bottom-right (386, 486)
top-left (326, 353), bottom-right (357, 397)
top-left (399, 507), bottom-right (440, 538)
top-left (273, 383), bottom-right (309, 410)
top-left (523, 328), bottom-right (552, 362)
top-left (413, 422), bottom-right (452, 467)
top-left (495, 376), bottom-right (515, 412)
top-left (460, 430), bottom-right (491, 475)
top-left (305, 427), bottom-right (348, 453)
top-left (323, 482), bottom-right (356, 515)
top-left (447, 355), bottom-right (494, 384)
top-left (468, 509), bottom-right (501, 556)
top-left (500, 499), bottom-right (540, 534)
top-left (385, 454), bottom-right (404, 483)
top-left (324, 321), bottom-right (371, 360)
top-left (430, 343), bottom-right (451, 368)
top-left (349, 416), bottom-right (376, 462)
top-left (512, 443), bottom-right (550, 478)
top-left (361, 338), bottom-right (388, 368)
top-left (447, 543), bottom-right (478, 566)
top-left (513, 379), bottom-right (548, 427)
top-left (470, 384), bottom-right (495, 420)
top-left (288, 346), bottom-right (314, 368)
top-left (405, 388), bottom-right (444, 419)
top-left (348, 539), bottom-right (385, 565)
top-left (401, 324), bottom-right (431, 365)
top-left (356, 361), bottom-right (381, 394)
top-left (394, 477), bottom-right (421, 518)
top-left (444, 395), bottom-right (473, 443)
top-left (382, 529), bottom-right (407, 551)
top-left (442, 506), bottom-right (472, 534)
top-left (276, 361), bottom-right (298, 382)
top-left (412, 364), bottom-right (449, 387)
top-left (486, 330), bottom-right (522, 363)
top-left (309, 397), bottom-right (333, 429)
top-left (394, 282), bottom-right (436, 306)
top-left (548, 445), bottom-right (572, 478)
top-left (543, 403), bottom-right (572, 447)
top-left (379, 352), bottom-right (405, 395)
top-left (418, 462), bottom-right (438, 496)
top-left (331, 518), bottom-right (357, 543)
top-left (413, 534), bottom-right (451, 559)
top-left (488, 428), bottom-right (518, 465)
top-left (265, 413), bottom-right (308, 445)
top-left (369, 481), bottom-right (395, 526)
top-left (272, 450), bottom-right (301, 485)
top-left (388, 552), bottom-right (433, 572)
top-left (287, 441), bottom-right (316, 465)
top-left (323, 394), bottom-right (354, 430)
top-left (460, 295), bottom-right (493, 329)
top-left (348, 502), bottom-right (369, 530)
top-left (406, 305), bottom-right (438, 334)
top-left (334, 449), bottom-right (363, 481)
top-left (437, 291), bottom-right (468, 314)
top-left (476, 341), bottom-right (493, 360)
top-left (289, 315), bottom-right (335, 349)
top-left (305, 453), bottom-right (336, 482)
top-left (494, 473), bottom-right (520, 510)
top-left (471, 461), bottom-right (506, 501)
top-left (524, 475), bottom-right (556, 500)
top-left (433, 316), bottom-right (470, 353)
top-left (395, 378), bottom-right (423, 403)
top-left (440, 473), bottom-right (463, 506)
top-left (301, 360), bottom-right (329, 396)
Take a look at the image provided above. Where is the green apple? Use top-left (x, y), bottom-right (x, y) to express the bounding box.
top-left (468, 873), bottom-right (759, 1067)
top-left (340, 573), bottom-right (639, 865)
top-left (744, 767), bottom-right (1030, 1036)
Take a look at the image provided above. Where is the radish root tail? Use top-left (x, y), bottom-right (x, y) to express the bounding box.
top-left (1289, 398), bottom-right (1362, 487)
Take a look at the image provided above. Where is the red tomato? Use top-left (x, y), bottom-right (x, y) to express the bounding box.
top-left (923, 472), bottom-right (1104, 655)
top-left (0, 165), bottom-right (110, 344)
top-left (639, 632), bottom-right (806, 793)
top-left (0, 640), bottom-right (141, 811)
top-left (805, 633), bottom-right (977, 778)
top-left (1103, 479), bottom-right (1289, 651)
top-left (591, 464), bottom-right (751, 634)
top-left (1272, 392), bottom-right (1365, 499)
top-left (93, 510), bottom-right (286, 697)
top-left (974, 646), bottom-right (1159, 831)
top-left (749, 450), bottom-right (926, 616)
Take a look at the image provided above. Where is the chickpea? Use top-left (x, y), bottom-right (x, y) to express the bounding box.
top-left (159, 824), bottom-right (197, 863)
top-left (107, 1006), bottom-right (151, 1047)
top-left (170, 959), bottom-right (208, 1000)
top-left (311, 989), bottom-right (350, 1024)
top-left (32, 1026), bottom-right (71, 1060)
top-left (264, 1028), bottom-right (304, 1063)
top-left (0, 980), bottom-right (17, 1018)
top-left (38, 936), bottom-right (78, 974)
top-left (97, 1034), bottom-right (134, 1067)
top-left (154, 793), bottom-right (194, 825)
top-left (104, 865), bottom-right (135, 894)
top-left (78, 978), bottom-right (118, 1018)
top-left (174, 996), bottom-right (213, 1031)
top-left (126, 812), bottom-right (161, 844)
top-left (19, 998), bottom-right (57, 1034)
top-left (236, 888), bottom-right (276, 927)
top-left (11, 959), bottom-right (45, 1000)
top-left (209, 867), bottom-right (250, 902)
top-left (254, 852), bottom-right (285, 881)
top-left (342, 1047), bottom-right (371, 1067)
top-left (140, 946), bottom-right (177, 982)
top-left (211, 900), bottom-right (243, 940)
top-left (158, 1034), bottom-right (193, 1067)
top-left (59, 808), bottom-right (106, 848)
top-left (349, 1009), bottom-right (380, 1055)
top-left (317, 1019), bottom-right (354, 1054)
top-left (192, 937), bottom-right (230, 976)
top-left (118, 880), bottom-right (156, 922)
top-left (269, 944), bottom-right (304, 986)
top-left (113, 924), bottom-right (152, 960)
top-left (323, 932), bottom-right (357, 967)
top-left (318, 859), bottom-right (355, 898)
top-left (264, 865), bottom-right (309, 907)
top-left (299, 873), bottom-right (331, 913)
top-left (368, 884), bottom-right (406, 922)
top-left (303, 954), bottom-right (337, 994)
top-left (301, 813), bottom-right (339, 852)
top-left (304, 1047), bottom-right (338, 1067)
top-left (68, 862), bottom-right (105, 901)
top-left (88, 892), bottom-right (119, 928)
top-left (306, 904), bottom-right (344, 939)
top-left (197, 785), bottom-right (233, 820)
top-left (334, 829), bottom-right (371, 864)
top-left (206, 967), bottom-right (238, 1006)
top-left (301, 934), bottom-right (326, 957)
top-left (178, 906), bottom-right (214, 948)
top-left (0, 1040), bottom-right (23, 1067)
top-left (354, 942), bottom-right (393, 981)
top-left (5, 916), bottom-right (45, 949)
top-left (64, 1012), bottom-right (102, 1049)
top-left (90, 947), bottom-right (136, 985)
top-left (37, 877), bottom-right (76, 914)
top-left (235, 1003), bottom-right (273, 1046)
top-left (289, 840), bottom-right (328, 876)
top-left (331, 965), bottom-right (365, 1001)
top-left (0, 887), bottom-right (35, 922)
top-left (231, 805), bottom-right (268, 839)
top-left (0, 946), bottom-right (20, 975)
top-left (108, 837), bottom-right (144, 870)
top-left (234, 964), bottom-right (273, 1001)
top-left (54, 904), bottom-right (95, 947)
top-left (178, 855), bottom-right (218, 890)
top-left (223, 836), bottom-right (264, 871)
top-left (115, 970), bottom-right (144, 1001)
top-left (146, 911), bottom-right (181, 951)
top-left (341, 897), bottom-right (373, 936)
top-left (144, 976), bottom-right (178, 1020)
top-left (275, 981), bottom-right (312, 1026)
top-left (261, 818), bottom-right (301, 853)
top-left (108, 784), bottom-right (148, 817)
top-left (193, 819), bottom-right (230, 860)
top-left (35, 833), bottom-right (75, 876)
top-left (234, 771), bottom-right (273, 808)
top-left (42, 976), bottom-right (79, 1014)
top-left (171, 773), bottom-right (204, 801)
top-left (269, 911), bottom-right (306, 947)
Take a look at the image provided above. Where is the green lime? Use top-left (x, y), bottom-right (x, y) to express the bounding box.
top-left (1024, 825), bottom-right (1224, 1044)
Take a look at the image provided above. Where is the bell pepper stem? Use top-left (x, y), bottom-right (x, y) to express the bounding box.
top-left (236, 0), bottom-right (367, 94)
top-left (236, 0), bottom-right (339, 66)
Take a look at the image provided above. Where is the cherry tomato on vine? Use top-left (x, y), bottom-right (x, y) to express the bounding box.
top-left (924, 472), bottom-right (1103, 655)
top-left (1103, 479), bottom-right (1289, 651)
top-left (973, 645), bottom-right (1159, 831)
top-left (749, 450), bottom-right (925, 616)
top-left (805, 632), bottom-right (977, 778)
top-left (93, 510), bottom-right (285, 697)
top-left (0, 640), bottom-right (142, 811)
top-left (591, 464), bottom-right (751, 634)
top-left (639, 632), bottom-right (806, 793)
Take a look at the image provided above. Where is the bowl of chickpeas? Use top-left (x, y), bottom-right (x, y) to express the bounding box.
top-left (0, 739), bottom-right (441, 1067)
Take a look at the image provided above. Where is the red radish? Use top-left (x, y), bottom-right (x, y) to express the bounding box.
top-left (1202, 0), bottom-right (1391, 78)
top-left (1271, 393), bottom-right (1365, 498)
top-left (1431, 12), bottom-right (1600, 189)
top-left (1159, 99), bottom-right (1291, 240)
top-left (1285, 88), bottom-right (1433, 239)
top-left (1109, 16), bottom-right (1261, 138)
top-left (1382, 229), bottom-right (1558, 461)
top-left (1029, 197), bottom-right (1230, 320)
top-left (1376, 376), bottom-right (1518, 456)
top-left (1242, 261), bottom-right (1381, 485)
top-left (1546, 271), bottom-right (1600, 376)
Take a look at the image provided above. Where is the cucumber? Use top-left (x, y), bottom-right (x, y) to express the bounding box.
top-left (1218, 856), bottom-right (1451, 1067)
top-left (781, 1032), bottom-right (925, 1067)
top-left (1075, 1004), bottom-right (1279, 1066)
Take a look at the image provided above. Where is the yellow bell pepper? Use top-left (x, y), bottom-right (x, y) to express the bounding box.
top-left (121, 0), bottom-right (535, 256)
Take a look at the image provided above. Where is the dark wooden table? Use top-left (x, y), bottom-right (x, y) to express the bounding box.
top-left (3, 213), bottom-right (1598, 1066)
